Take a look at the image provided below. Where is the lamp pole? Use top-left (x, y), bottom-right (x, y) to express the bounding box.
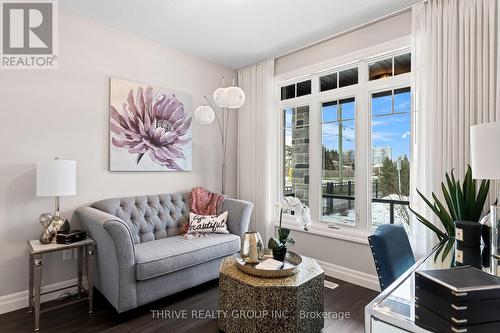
top-left (195, 76), bottom-right (245, 195)
top-left (203, 96), bottom-right (228, 194)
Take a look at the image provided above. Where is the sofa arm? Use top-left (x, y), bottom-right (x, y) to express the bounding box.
top-left (72, 207), bottom-right (138, 312)
top-left (222, 198), bottom-right (253, 238)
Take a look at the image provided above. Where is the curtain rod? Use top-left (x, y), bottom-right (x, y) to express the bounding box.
top-left (275, 0), bottom-right (428, 61)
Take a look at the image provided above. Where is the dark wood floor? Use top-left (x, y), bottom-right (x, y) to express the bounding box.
top-left (0, 277), bottom-right (378, 333)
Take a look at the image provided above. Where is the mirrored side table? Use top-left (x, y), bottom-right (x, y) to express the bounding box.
top-left (27, 238), bottom-right (96, 332)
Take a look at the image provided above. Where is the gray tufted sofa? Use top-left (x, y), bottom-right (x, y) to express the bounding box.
top-left (72, 192), bottom-right (252, 313)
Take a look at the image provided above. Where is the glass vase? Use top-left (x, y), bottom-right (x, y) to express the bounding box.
top-left (490, 204), bottom-right (500, 259)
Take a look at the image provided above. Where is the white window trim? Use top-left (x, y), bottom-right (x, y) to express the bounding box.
top-left (275, 35), bottom-right (412, 238)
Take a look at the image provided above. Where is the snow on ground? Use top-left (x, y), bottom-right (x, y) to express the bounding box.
top-left (323, 194), bottom-right (409, 227)
top-left (373, 194), bottom-right (410, 227)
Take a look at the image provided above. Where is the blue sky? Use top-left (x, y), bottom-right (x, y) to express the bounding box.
top-left (371, 90), bottom-right (411, 159)
top-left (321, 90), bottom-right (411, 159)
top-left (284, 89), bottom-right (411, 160)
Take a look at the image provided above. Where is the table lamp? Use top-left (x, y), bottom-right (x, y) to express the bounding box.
top-left (36, 158), bottom-right (76, 243)
top-left (470, 122), bottom-right (500, 259)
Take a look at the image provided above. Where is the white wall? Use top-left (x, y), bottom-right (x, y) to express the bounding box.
top-left (273, 12), bottom-right (412, 290)
top-left (275, 11), bottom-right (412, 76)
top-left (0, 12), bottom-right (236, 302)
top-left (284, 228), bottom-right (380, 290)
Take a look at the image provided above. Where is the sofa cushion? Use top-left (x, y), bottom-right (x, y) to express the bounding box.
top-left (134, 234), bottom-right (240, 280)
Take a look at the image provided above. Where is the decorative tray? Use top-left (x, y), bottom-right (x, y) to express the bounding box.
top-left (234, 250), bottom-right (302, 278)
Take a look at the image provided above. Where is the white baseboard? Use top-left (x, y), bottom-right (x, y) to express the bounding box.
top-left (316, 259), bottom-right (380, 292)
top-left (0, 262), bottom-right (378, 314)
top-left (0, 278), bottom-right (86, 315)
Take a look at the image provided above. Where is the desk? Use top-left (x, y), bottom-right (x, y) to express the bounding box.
top-left (27, 239), bottom-right (96, 332)
top-left (365, 239), bottom-right (500, 333)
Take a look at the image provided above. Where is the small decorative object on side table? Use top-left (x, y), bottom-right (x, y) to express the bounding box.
top-left (268, 197), bottom-right (310, 262)
top-left (27, 238), bottom-right (95, 332)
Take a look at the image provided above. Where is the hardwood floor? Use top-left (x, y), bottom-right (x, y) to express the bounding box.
top-left (0, 277), bottom-right (378, 333)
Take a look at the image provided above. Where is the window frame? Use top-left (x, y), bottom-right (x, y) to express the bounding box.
top-left (275, 36), bottom-right (412, 238)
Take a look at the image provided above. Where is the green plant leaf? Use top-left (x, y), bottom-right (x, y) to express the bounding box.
top-left (278, 227), bottom-right (290, 242)
top-left (409, 206), bottom-right (446, 240)
top-left (431, 193), bottom-right (454, 236)
top-left (445, 172), bottom-right (460, 218)
top-left (450, 169), bottom-right (457, 185)
top-left (441, 237), bottom-right (455, 262)
top-left (416, 189), bottom-right (442, 219)
top-left (441, 182), bottom-right (457, 221)
top-left (463, 166), bottom-right (475, 220)
top-left (455, 180), bottom-right (466, 220)
top-left (473, 179), bottom-right (490, 220)
top-left (268, 237), bottom-right (282, 250)
top-left (413, 166), bottom-right (489, 245)
top-left (434, 241), bottom-right (445, 262)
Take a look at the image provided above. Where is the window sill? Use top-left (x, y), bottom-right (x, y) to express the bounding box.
top-left (273, 221), bottom-right (370, 245)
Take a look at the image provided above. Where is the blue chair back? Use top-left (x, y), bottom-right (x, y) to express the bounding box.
top-left (368, 224), bottom-right (415, 291)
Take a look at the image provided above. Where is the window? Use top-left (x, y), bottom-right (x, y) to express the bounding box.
top-left (281, 80), bottom-right (312, 100)
top-left (297, 80), bottom-right (311, 97)
top-left (278, 46), bottom-right (411, 233)
top-left (369, 53), bottom-right (411, 81)
top-left (281, 84), bottom-right (295, 100)
top-left (320, 73), bottom-right (337, 92)
top-left (339, 68), bottom-right (358, 88)
top-left (322, 98), bottom-right (356, 224)
top-left (371, 87), bottom-right (411, 228)
top-left (319, 66), bottom-right (358, 92)
top-left (283, 106), bottom-right (310, 206)
top-left (394, 53), bottom-right (411, 76)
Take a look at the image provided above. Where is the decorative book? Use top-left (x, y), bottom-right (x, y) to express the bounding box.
top-left (255, 258), bottom-right (284, 270)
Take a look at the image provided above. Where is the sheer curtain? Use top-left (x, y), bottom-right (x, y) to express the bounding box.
top-left (411, 0), bottom-right (498, 256)
top-left (237, 59), bottom-right (276, 241)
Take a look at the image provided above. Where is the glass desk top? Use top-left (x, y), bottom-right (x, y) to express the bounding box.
top-left (366, 239), bottom-right (500, 332)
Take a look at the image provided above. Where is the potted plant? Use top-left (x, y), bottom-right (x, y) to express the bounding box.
top-left (410, 165), bottom-right (490, 260)
top-left (268, 197), bottom-right (310, 262)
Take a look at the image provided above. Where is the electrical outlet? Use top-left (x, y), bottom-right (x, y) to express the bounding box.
top-left (62, 249), bottom-right (73, 261)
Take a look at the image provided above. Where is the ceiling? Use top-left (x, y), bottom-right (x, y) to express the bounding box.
top-left (60, 0), bottom-right (419, 70)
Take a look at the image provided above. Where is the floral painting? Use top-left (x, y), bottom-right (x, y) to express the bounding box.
top-left (109, 78), bottom-right (192, 171)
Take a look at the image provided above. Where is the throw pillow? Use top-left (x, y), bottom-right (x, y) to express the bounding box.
top-left (187, 211), bottom-right (229, 234)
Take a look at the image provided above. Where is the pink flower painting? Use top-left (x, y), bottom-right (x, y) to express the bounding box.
top-left (109, 78), bottom-right (192, 171)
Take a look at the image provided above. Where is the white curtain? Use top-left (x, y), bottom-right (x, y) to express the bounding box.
top-left (237, 59), bottom-right (275, 241)
top-left (411, 0), bottom-right (498, 256)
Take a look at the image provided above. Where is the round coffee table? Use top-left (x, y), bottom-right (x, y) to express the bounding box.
top-left (218, 255), bottom-right (324, 333)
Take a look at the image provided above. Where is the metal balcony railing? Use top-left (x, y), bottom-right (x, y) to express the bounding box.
top-left (322, 194), bottom-right (409, 224)
top-left (285, 181), bottom-right (410, 225)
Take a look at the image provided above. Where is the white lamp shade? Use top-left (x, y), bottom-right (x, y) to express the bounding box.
top-left (194, 105), bottom-right (215, 124)
top-left (212, 86), bottom-right (246, 109)
top-left (224, 86), bottom-right (246, 109)
top-left (470, 122), bottom-right (500, 179)
top-left (36, 160), bottom-right (76, 196)
top-left (213, 87), bottom-right (227, 108)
